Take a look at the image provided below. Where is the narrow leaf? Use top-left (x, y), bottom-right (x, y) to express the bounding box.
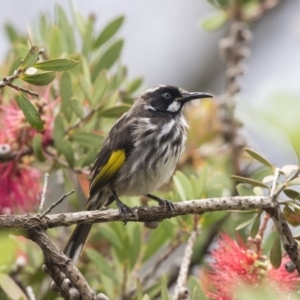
top-left (127, 77), bottom-right (143, 93)
top-left (201, 10), bottom-right (228, 31)
top-left (33, 58), bottom-right (79, 71)
top-left (244, 148), bottom-right (274, 169)
top-left (55, 139), bottom-right (75, 168)
top-left (250, 214), bottom-right (261, 238)
top-left (60, 72), bottom-right (73, 120)
top-left (21, 72), bottom-right (55, 86)
top-left (236, 183), bottom-right (255, 196)
top-left (32, 134), bottom-right (45, 161)
top-left (20, 45), bottom-right (40, 70)
top-left (53, 115), bottom-right (65, 142)
top-left (92, 39), bottom-right (123, 80)
top-left (283, 188), bottom-right (300, 200)
top-left (70, 98), bottom-right (84, 118)
top-left (270, 236), bottom-right (282, 269)
top-left (16, 93), bottom-right (44, 131)
top-left (70, 131), bottom-right (103, 149)
top-left (235, 214), bottom-right (258, 231)
top-left (231, 175), bottom-right (269, 189)
top-left (136, 277), bottom-right (144, 300)
top-left (50, 26), bottom-right (62, 57)
top-left (98, 104), bottom-right (130, 118)
top-left (94, 16), bottom-right (124, 48)
top-left (160, 275), bottom-right (169, 300)
top-left (174, 171), bottom-right (194, 199)
top-left (91, 70), bottom-right (108, 105)
top-left (283, 205), bottom-right (300, 227)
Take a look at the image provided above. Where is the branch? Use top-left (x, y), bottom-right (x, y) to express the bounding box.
top-left (0, 196), bottom-right (274, 231)
top-left (28, 226), bottom-right (96, 300)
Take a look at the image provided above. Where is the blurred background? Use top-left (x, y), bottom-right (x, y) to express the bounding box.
top-left (0, 0), bottom-right (300, 165)
top-left (1, 1), bottom-right (300, 299)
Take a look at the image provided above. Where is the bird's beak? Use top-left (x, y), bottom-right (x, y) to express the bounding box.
top-left (177, 92), bottom-right (214, 104)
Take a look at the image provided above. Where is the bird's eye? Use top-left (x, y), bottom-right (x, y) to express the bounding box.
top-left (163, 93), bottom-right (171, 99)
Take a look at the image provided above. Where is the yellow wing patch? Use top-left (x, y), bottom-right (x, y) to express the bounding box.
top-left (90, 149), bottom-right (126, 193)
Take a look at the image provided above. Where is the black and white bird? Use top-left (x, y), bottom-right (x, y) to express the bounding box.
top-left (64, 85), bottom-right (213, 263)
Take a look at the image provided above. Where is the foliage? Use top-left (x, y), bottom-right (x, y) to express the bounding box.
top-left (1, 2), bottom-right (300, 300)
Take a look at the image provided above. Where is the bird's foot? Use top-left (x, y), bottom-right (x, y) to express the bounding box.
top-left (146, 194), bottom-right (175, 213)
top-left (115, 197), bottom-right (134, 224)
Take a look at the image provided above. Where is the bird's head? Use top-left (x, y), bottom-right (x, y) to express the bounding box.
top-left (139, 85), bottom-right (213, 114)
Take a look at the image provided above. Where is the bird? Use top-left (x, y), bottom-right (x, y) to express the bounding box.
top-left (64, 85), bottom-right (213, 264)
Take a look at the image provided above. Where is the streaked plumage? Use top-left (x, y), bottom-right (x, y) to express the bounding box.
top-left (64, 85), bottom-right (213, 263)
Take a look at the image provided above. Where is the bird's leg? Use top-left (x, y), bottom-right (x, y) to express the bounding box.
top-left (146, 194), bottom-right (175, 212)
top-left (112, 190), bottom-right (134, 224)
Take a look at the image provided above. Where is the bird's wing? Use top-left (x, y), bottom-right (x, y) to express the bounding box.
top-left (89, 113), bottom-right (135, 198)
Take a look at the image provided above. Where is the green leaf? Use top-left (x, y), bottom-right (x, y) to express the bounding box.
top-left (20, 45), bottom-right (40, 70)
top-left (50, 26), bottom-right (62, 57)
top-left (0, 273), bottom-right (28, 300)
top-left (91, 70), bottom-right (108, 106)
top-left (82, 18), bottom-right (95, 56)
top-left (32, 134), bottom-right (45, 161)
top-left (98, 104), bottom-right (130, 118)
top-left (94, 16), bottom-right (125, 48)
top-left (80, 76), bottom-right (92, 103)
top-left (21, 72), bottom-right (55, 86)
top-left (55, 4), bottom-right (76, 53)
top-left (235, 214), bottom-right (258, 231)
top-left (142, 221), bottom-right (174, 262)
top-left (244, 148), bottom-right (274, 169)
top-left (201, 10), bottom-right (228, 31)
top-left (0, 232), bottom-right (16, 267)
top-left (136, 277), bottom-right (144, 300)
top-left (236, 183), bottom-right (255, 196)
top-left (60, 72), bottom-right (73, 121)
top-left (70, 131), bottom-right (103, 149)
top-left (53, 115), bottom-right (65, 142)
top-left (283, 188), bottom-right (300, 200)
top-left (173, 171), bottom-right (194, 199)
top-left (160, 275), bottom-right (169, 300)
top-left (231, 175), bottom-right (269, 189)
top-left (16, 92), bottom-right (44, 131)
top-left (86, 249), bottom-right (116, 280)
top-left (128, 223), bottom-right (141, 269)
top-left (79, 148), bottom-right (98, 167)
top-left (127, 77), bottom-right (143, 93)
top-left (250, 213), bottom-right (261, 238)
top-left (173, 173), bottom-right (186, 201)
top-left (201, 211), bottom-right (228, 228)
top-left (4, 23), bottom-right (20, 43)
top-left (270, 236), bottom-right (282, 269)
top-left (55, 139), bottom-right (75, 168)
top-left (283, 205), bottom-right (300, 227)
top-left (70, 98), bottom-right (84, 118)
top-left (92, 39), bottom-right (123, 80)
top-left (33, 58), bottom-right (79, 71)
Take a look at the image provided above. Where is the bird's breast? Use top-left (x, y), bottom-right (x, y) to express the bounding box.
top-left (114, 115), bottom-right (187, 196)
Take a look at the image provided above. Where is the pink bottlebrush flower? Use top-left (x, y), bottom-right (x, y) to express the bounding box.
top-left (0, 161), bottom-right (42, 214)
top-left (0, 87), bottom-right (55, 147)
top-left (206, 234), bottom-right (300, 300)
top-left (0, 88), bottom-right (57, 213)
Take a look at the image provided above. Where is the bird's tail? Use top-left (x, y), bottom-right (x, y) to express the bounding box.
top-left (64, 191), bottom-right (110, 264)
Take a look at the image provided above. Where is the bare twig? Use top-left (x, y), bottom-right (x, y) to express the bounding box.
top-left (39, 190), bottom-right (75, 218)
top-left (6, 83), bottom-right (39, 97)
top-left (39, 173), bottom-right (50, 213)
top-left (173, 217), bottom-right (200, 300)
top-left (270, 167), bottom-right (280, 197)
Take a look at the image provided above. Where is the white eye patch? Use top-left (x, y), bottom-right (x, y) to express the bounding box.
top-left (166, 101), bottom-right (181, 112)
